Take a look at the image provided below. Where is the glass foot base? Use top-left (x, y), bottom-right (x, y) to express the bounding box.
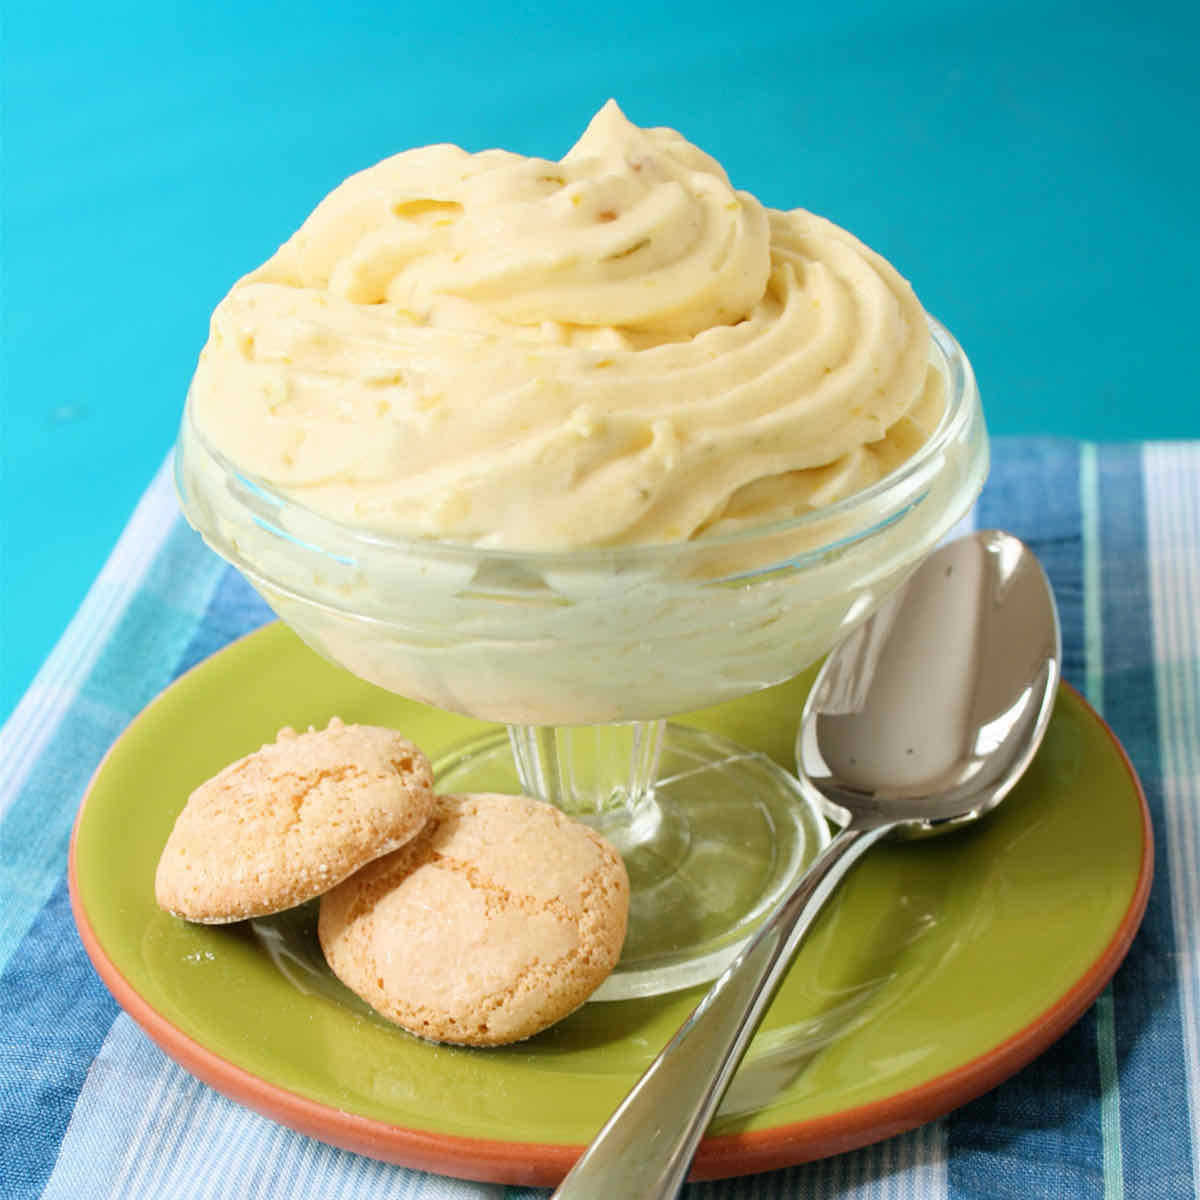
top-left (434, 724), bottom-right (830, 1001)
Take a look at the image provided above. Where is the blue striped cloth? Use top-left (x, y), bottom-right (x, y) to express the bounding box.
top-left (2, 438), bottom-right (1197, 1199)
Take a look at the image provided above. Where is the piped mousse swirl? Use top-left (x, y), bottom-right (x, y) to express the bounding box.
top-left (189, 100), bottom-right (944, 549)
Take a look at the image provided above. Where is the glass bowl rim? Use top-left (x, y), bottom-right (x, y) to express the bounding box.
top-left (176, 314), bottom-right (980, 571)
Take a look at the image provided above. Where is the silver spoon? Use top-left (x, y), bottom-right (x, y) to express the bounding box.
top-left (552, 529), bottom-right (1061, 1199)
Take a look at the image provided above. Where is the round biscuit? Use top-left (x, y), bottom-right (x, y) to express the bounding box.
top-left (155, 717), bottom-right (434, 923)
top-left (318, 792), bottom-right (630, 1046)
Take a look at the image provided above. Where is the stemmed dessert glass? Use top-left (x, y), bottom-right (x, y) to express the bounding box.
top-left (174, 317), bottom-right (987, 1001)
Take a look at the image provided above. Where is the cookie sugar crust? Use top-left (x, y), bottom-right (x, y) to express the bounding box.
top-left (318, 792), bottom-right (630, 1046)
top-left (155, 718), bottom-right (435, 923)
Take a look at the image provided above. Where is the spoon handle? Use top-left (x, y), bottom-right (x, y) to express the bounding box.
top-left (552, 818), bottom-right (895, 1200)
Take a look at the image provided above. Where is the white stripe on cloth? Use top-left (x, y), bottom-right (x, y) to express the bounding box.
top-left (1144, 442), bottom-right (1200, 1200)
top-left (0, 454), bottom-right (229, 972)
top-left (42, 1016), bottom-right (509, 1200)
top-left (1080, 443), bottom-right (1126, 1199)
top-left (672, 1120), bottom-right (947, 1199)
top-left (0, 453), bottom-right (177, 820)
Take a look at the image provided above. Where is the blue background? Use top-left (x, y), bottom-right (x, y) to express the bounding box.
top-left (2, 0), bottom-right (1197, 721)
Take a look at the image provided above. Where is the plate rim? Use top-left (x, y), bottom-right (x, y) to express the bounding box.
top-left (68, 624), bottom-right (1154, 1186)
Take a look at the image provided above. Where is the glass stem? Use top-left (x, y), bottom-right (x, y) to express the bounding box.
top-left (507, 720), bottom-right (666, 825)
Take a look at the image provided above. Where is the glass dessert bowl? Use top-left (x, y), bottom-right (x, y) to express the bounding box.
top-left (175, 317), bottom-right (987, 1000)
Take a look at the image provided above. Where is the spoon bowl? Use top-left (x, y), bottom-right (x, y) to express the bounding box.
top-left (552, 530), bottom-right (1061, 1199)
top-left (799, 528), bottom-right (1061, 835)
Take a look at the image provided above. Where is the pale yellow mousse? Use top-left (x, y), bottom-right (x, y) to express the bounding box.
top-left (189, 101), bottom-right (944, 549)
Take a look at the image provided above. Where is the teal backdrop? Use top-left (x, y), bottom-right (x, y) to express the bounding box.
top-left (2, 0), bottom-right (1197, 720)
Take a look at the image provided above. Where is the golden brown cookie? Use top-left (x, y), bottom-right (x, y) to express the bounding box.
top-left (155, 717), bottom-right (434, 923)
top-left (318, 792), bottom-right (629, 1046)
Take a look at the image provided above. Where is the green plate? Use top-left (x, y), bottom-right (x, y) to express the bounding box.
top-left (70, 622), bottom-right (1152, 1186)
